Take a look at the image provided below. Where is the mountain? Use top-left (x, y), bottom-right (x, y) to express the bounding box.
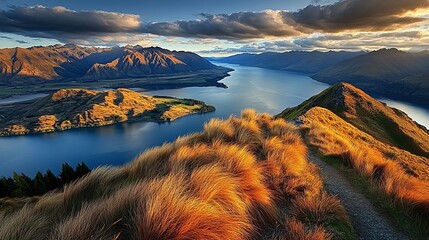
top-left (0, 88), bottom-right (214, 136)
top-left (278, 82), bottom-right (429, 158)
top-left (0, 45), bottom-right (220, 85)
top-left (219, 51), bottom-right (364, 73)
top-left (0, 44), bottom-right (102, 84)
top-left (312, 49), bottom-right (429, 104)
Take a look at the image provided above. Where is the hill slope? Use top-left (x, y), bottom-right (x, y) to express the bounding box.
top-left (0, 44), bottom-right (102, 84)
top-left (312, 49), bottom-right (429, 104)
top-left (0, 45), bottom-right (219, 85)
top-left (278, 82), bottom-right (429, 158)
top-left (219, 51), bottom-right (363, 73)
top-left (0, 88), bottom-right (214, 136)
top-left (0, 111), bottom-right (353, 239)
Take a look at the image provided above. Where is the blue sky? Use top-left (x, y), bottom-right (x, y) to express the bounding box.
top-left (0, 0), bottom-right (427, 55)
top-left (0, 0), bottom-right (316, 21)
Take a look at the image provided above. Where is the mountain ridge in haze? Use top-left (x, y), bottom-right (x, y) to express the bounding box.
top-left (312, 48), bottom-right (429, 104)
top-left (219, 50), bottom-right (364, 73)
top-left (219, 49), bottom-right (429, 104)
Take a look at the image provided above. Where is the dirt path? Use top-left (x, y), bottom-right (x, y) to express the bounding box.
top-left (307, 152), bottom-right (409, 240)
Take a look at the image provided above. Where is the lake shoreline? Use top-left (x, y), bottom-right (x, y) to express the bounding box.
top-left (0, 66), bottom-right (233, 100)
top-left (1, 63), bottom-right (428, 177)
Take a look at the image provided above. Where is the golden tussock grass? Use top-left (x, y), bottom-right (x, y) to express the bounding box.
top-left (299, 107), bottom-right (429, 225)
top-left (281, 218), bottom-right (332, 240)
top-left (0, 109), bottom-right (350, 239)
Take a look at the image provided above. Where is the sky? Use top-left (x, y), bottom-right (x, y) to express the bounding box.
top-left (0, 0), bottom-right (428, 56)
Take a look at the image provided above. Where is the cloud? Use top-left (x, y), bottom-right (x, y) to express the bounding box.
top-left (289, 0), bottom-right (429, 32)
top-left (198, 41), bottom-right (298, 55)
top-left (292, 31), bottom-right (429, 51)
top-left (142, 0), bottom-right (429, 39)
top-left (0, 35), bottom-right (12, 39)
top-left (15, 39), bottom-right (28, 44)
top-left (0, 5), bottom-right (140, 40)
top-left (0, 0), bottom-right (427, 45)
top-left (142, 10), bottom-right (303, 39)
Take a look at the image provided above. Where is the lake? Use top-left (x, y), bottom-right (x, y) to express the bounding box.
top-left (0, 63), bottom-right (428, 177)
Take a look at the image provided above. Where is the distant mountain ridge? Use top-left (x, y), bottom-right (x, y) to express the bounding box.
top-left (311, 48), bottom-right (429, 104)
top-left (0, 45), bottom-right (217, 85)
top-left (219, 51), bottom-right (364, 73)
top-left (219, 49), bottom-right (429, 104)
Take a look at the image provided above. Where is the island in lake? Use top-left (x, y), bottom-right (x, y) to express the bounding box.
top-left (0, 88), bottom-right (215, 136)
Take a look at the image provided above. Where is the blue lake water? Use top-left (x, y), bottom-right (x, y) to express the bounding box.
top-left (0, 63), bottom-right (428, 177)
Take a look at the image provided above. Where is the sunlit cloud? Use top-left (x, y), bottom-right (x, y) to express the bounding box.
top-left (0, 0), bottom-right (428, 53)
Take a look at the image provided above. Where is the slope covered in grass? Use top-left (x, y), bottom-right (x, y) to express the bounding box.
top-left (293, 107), bottom-right (429, 238)
top-left (0, 110), bottom-right (353, 240)
top-left (278, 82), bottom-right (429, 158)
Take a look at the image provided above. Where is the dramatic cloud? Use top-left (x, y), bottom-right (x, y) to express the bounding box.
top-left (142, 10), bottom-right (303, 39)
top-left (0, 5), bottom-right (140, 34)
top-left (0, 0), bottom-right (428, 46)
top-left (292, 31), bottom-right (429, 51)
top-left (289, 0), bottom-right (429, 32)
top-left (143, 0), bottom-right (429, 39)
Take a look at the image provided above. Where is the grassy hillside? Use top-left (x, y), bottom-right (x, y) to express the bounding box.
top-left (278, 82), bottom-right (429, 158)
top-left (0, 110), bottom-right (354, 239)
top-left (292, 107), bottom-right (429, 238)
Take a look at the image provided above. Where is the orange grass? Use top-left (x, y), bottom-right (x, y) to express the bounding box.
top-left (299, 107), bottom-right (429, 216)
top-left (0, 109), bottom-right (349, 239)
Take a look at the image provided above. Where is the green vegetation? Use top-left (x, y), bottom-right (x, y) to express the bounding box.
top-left (0, 162), bottom-right (90, 199)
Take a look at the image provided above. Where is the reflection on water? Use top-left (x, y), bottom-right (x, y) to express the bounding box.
top-left (378, 98), bottom-right (429, 128)
top-left (0, 63), bottom-right (428, 177)
top-left (0, 93), bottom-right (48, 105)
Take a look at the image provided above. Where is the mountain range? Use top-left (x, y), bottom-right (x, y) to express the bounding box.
top-left (220, 51), bottom-right (364, 73)
top-left (219, 49), bottom-right (429, 104)
top-left (0, 45), bottom-right (218, 85)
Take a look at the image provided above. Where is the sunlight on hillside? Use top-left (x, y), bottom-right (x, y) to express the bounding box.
top-left (0, 110), bottom-right (353, 240)
top-left (297, 107), bottom-right (429, 236)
